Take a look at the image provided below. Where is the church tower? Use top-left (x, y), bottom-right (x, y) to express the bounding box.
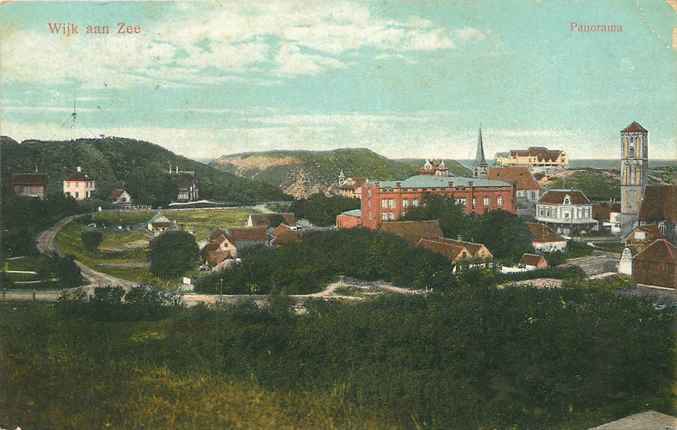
top-left (473, 126), bottom-right (488, 178)
top-left (620, 121), bottom-right (648, 232)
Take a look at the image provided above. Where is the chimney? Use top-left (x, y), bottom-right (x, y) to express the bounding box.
top-left (448, 181), bottom-right (454, 188)
top-left (395, 181), bottom-right (401, 188)
top-left (76, 166), bottom-right (82, 173)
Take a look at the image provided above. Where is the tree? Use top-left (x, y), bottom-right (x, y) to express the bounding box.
top-left (291, 194), bottom-right (360, 226)
top-left (473, 210), bottom-right (533, 264)
top-left (53, 255), bottom-right (83, 288)
top-left (402, 194), bottom-right (471, 239)
top-left (150, 231), bottom-right (199, 278)
top-left (81, 230), bottom-right (104, 252)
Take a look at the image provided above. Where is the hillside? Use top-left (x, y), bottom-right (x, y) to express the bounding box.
top-left (0, 136), bottom-right (288, 205)
top-left (211, 148), bottom-right (471, 198)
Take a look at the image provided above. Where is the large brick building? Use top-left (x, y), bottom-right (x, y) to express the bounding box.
top-left (360, 175), bottom-right (516, 230)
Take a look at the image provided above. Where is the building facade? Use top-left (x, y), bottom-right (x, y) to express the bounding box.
top-left (12, 173), bottom-right (48, 199)
top-left (620, 121), bottom-right (648, 233)
top-left (336, 209), bottom-right (362, 229)
top-left (495, 147), bottom-right (568, 171)
top-left (526, 222), bottom-right (567, 253)
top-left (419, 160), bottom-right (450, 176)
top-left (360, 175), bottom-right (515, 230)
top-left (63, 167), bottom-right (95, 200)
top-left (535, 189), bottom-right (595, 235)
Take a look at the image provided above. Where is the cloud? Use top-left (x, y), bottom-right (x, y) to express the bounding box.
top-left (1, 1), bottom-right (488, 87)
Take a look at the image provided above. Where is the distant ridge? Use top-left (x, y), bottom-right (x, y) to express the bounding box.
top-left (210, 148), bottom-right (471, 198)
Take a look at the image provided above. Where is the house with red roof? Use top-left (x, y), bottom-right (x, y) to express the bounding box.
top-left (632, 239), bottom-right (676, 288)
top-left (526, 222), bottom-right (567, 253)
top-left (519, 253), bottom-right (548, 270)
top-left (638, 184), bottom-right (676, 244)
top-left (111, 189), bottom-right (132, 207)
top-left (535, 189), bottom-right (596, 235)
top-left (11, 173), bottom-right (48, 199)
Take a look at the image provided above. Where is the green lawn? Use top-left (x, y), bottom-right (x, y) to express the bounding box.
top-left (56, 208), bottom-right (255, 286)
top-left (3, 256), bottom-right (60, 289)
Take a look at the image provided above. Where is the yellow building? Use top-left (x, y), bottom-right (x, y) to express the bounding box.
top-left (495, 147), bottom-right (568, 170)
top-left (63, 167), bottom-right (96, 200)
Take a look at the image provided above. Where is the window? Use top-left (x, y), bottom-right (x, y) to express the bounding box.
top-left (382, 213), bottom-right (388, 221)
top-left (412, 200), bottom-right (419, 207)
top-left (497, 196), bottom-right (503, 207)
top-left (403, 199), bottom-right (410, 208)
top-left (530, 191), bottom-right (536, 200)
top-left (483, 197), bottom-right (490, 207)
top-left (382, 200), bottom-right (388, 209)
top-left (75, 192), bottom-right (79, 198)
top-left (472, 198), bottom-right (477, 209)
top-left (455, 198), bottom-right (467, 206)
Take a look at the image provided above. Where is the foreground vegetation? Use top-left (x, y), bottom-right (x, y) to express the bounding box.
top-left (1, 283), bottom-right (673, 429)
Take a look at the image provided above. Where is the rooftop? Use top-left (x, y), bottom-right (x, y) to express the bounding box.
top-left (380, 220), bottom-right (443, 245)
top-left (11, 173), bottom-right (48, 186)
top-left (539, 189), bottom-right (591, 205)
top-left (340, 209), bottom-right (362, 217)
top-left (621, 121), bottom-right (648, 133)
top-left (527, 222), bottom-right (566, 243)
top-left (520, 253), bottom-right (546, 266)
top-left (639, 185), bottom-right (676, 224)
top-left (487, 167), bottom-right (540, 190)
top-left (376, 175), bottom-right (511, 189)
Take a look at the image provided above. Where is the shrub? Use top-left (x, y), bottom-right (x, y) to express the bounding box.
top-left (149, 231), bottom-right (199, 278)
top-left (81, 230), bottom-right (104, 252)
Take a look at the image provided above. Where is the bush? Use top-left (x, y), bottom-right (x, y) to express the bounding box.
top-left (149, 231), bottom-right (199, 278)
top-left (81, 230), bottom-right (104, 252)
top-left (291, 194), bottom-right (360, 226)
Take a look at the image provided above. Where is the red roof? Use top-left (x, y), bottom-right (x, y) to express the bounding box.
top-left (621, 121), bottom-right (648, 133)
top-left (634, 239), bottom-right (676, 264)
top-left (380, 220), bottom-right (443, 245)
top-left (110, 189), bottom-right (128, 200)
top-left (435, 237), bottom-right (492, 259)
top-left (11, 174), bottom-right (47, 186)
top-left (416, 238), bottom-right (468, 261)
top-left (227, 227), bottom-right (267, 243)
top-left (487, 167), bottom-right (540, 191)
top-left (520, 253), bottom-right (547, 267)
top-left (539, 190), bottom-right (590, 205)
top-left (272, 224), bottom-right (301, 246)
top-left (527, 223), bottom-right (565, 243)
top-left (639, 185), bottom-right (676, 224)
top-left (592, 202), bottom-right (621, 222)
top-left (64, 172), bottom-right (94, 182)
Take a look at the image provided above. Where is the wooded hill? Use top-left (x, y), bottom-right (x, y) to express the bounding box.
top-left (210, 148), bottom-right (471, 198)
top-left (0, 136), bottom-right (288, 205)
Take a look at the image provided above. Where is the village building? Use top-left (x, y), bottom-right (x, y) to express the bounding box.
top-left (592, 201), bottom-right (622, 234)
top-left (535, 189), bottom-right (595, 235)
top-left (63, 167), bottom-right (96, 200)
top-left (488, 167), bottom-right (540, 215)
top-left (147, 213), bottom-right (176, 236)
top-left (360, 176), bottom-right (515, 230)
top-left (247, 213), bottom-right (297, 228)
top-left (632, 239), bottom-right (677, 288)
top-left (111, 189), bottom-right (132, 207)
top-left (494, 147), bottom-right (568, 171)
top-left (623, 224), bottom-right (664, 255)
top-left (336, 209), bottom-right (362, 229)
top-left (620, 121), bottom-right (649, 234)
top-left (337, 171), bottom-right (367, 199)
top-left (417, 237), bottom-right (492, 269)
top-left (378, 219), bottom-right (444, 245)
top-left (11, 173), bottom-right (48, 199)
top-left (526, 222), bottom-right (568, 253)
top-left (419, 160), bottom-right (450, 177)
top-left (637, 184), bottom-right (676, 243)
top-left (519, 253), bottom-right (549, 270)
top-left (168, 165), bottom-right (199, 202)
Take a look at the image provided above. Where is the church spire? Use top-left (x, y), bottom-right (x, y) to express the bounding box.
top-left (473, 125), bottom-right (488, 178)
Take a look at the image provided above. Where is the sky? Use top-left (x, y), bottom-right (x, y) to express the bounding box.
top-left (1, 0), bottom-right (676, 160)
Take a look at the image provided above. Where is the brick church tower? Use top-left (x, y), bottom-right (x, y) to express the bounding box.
top-left (620, 121), bottom-right (648, 233)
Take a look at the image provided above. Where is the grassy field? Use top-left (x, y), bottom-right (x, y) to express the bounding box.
top-left (55, 209), bottom-right (255, 285)
top-left (3, 256), bottom-right (60, 289)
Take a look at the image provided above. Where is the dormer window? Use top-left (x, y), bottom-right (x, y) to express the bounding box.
top-left (563, 195), bottom-right (571, 205)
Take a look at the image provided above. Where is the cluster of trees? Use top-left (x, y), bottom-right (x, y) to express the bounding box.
top-left (2, 254), bottom-right (83, 289)
top-left (1, 193), bottom-right (84, 258)
top-left (4, 285), bottom-right (671, 429)
top-left (404, 194), bottom-right (534, 263)
top-left (196, 229), bottom-right (455, 295)
top-left (290, 194), bottom-right (360, 226)
top-left (80, 230), bottom-right (104, 252)
top-left (149, 231), bottom-right (199, 278)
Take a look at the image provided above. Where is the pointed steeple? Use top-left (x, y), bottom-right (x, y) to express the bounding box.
top-left (473, 125), bottom-right (488, 178)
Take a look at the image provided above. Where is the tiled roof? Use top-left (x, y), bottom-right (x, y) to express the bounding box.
top-left (339, 209), bottom-right (362, 217)
top-left (249, 213), bottom-right (296, 227)
top-left (487, 167), bottom-right (540, 191)
top-left (226, 227), bottom-right (267, 243)
top-left (11, 173), bottom-right (48, 186)
top-left (110, 189), bottom-right (128, 200)
top-left (376, 175), bottom-right (511, 189)
top-left (436, 237), bottom-right (492, 259)
top-left (508, 147), bottom-right (564, 162)
top-left (621, 121), bottom-right (648, 133)
top-left (272, 224), bottom-right (301, 246)
top-left (527, 223), bottom-right (565, 243)
top-left (634, 239), bottom-right (676, 264)
top-left (539, 189), bottom-right (590, 205)
top-left (520, 253), bottom-right (546, 266)
top-left (624, 224), bottom-right (663, 243)
top-left (416, 238), bottom-right (468, 261)
top-left (65, 172), bottom-right (94, 181)
top-left (591, 202), bottom-right (621, 221)
top-left (379, 220), bottom-right (443, 245)
top-left (639, 185), bottom-right (676, 224)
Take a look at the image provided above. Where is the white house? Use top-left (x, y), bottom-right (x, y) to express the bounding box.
top-left (535, 189), bottom-right (596, 235)
top-left (526, 222), bottom-right (568, 253)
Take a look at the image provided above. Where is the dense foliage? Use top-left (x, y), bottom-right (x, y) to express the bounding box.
top-left (546, 170), bottom-right (621, 201)
top-left (0, 193), bottom-right (84, 258)
top-left (2, 285), bottom-right (672, 429)
top-left (80, 230), bottom-right (103, 252)
top-left (291, 194), bottom-right (360, 226)
top-left (149, 231), bottom-right (199, 278)
top-left (404, 195), bottom-right (533, 263)
top-left (196, 229), bottom-right (455, 294)
top-left (1, 137), bottom-right (288, 206)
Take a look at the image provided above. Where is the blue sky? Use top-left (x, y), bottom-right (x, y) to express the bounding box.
top-left (1, 0), bottom-right (675, 160)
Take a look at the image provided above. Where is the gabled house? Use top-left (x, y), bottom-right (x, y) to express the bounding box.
top-left (337, 175), bottom-right (367, 199)
top-left (535, 189), bottom-right (595, 235)
top-left (519, 253), bottom-right (548, 270)
top-left (11, 173), bottom-right (48, 199)
top-left (416, 237), bottom-right (493, 271)
top-left (632, 239), bottom-right (676, 288)
top-left (638, 184), bottom-right (676, 243)
top-left (379, 220), bottom-right (444, 245)
top-left (592, 202), bottom-right (622, 234)
top-left (111, 189), bottom-right (132, 207)
top-left (174, 173), bottom-right (199, 202)
top-left (418, 159), bottom-right (450, 177)
top-left (526, 222), bottom-right (567, 253)
top-left (202, 229), bottom-right (239, 271)
top-left (624, 224), bottom-right (663, 255)
top-left (488, 167), bottom-right (541, 205)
